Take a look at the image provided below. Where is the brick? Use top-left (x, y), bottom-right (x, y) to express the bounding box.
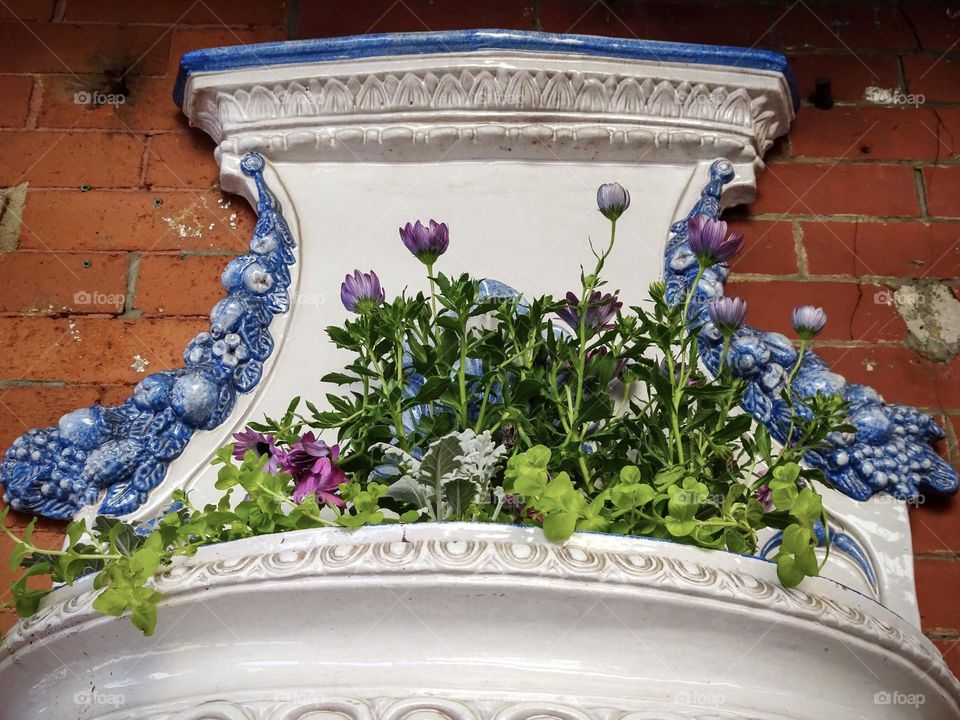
top-left (725, 279), bottom-right (903, 342)
top-left (63, 0), bottom-right (287, 25)
top-left (911, 494), bottom-right (960, 555)
top-left (813, 345), bottom-right (939, 407)
top-left (0, 23), bottom-right (170, 75)
top-left (38, 75), bottom-right (182, 132)
top-left (901, 1), bottom-right (960, 53)
top-left (0, 77), bottom-right (35, 128)
top-left (726, 220), bottom-right (797, 276)
top-left (297, 0), bottom-right (532, 39)
top-left (773, 2), bottom-right (918, 51)
top-left (933, 108), bottom-right (960, 164)
top-left (0, 132), bottom-right (143, 188)
top-left (803, 221), bottom-right (960, 278)
top-left (923, 166), bottom-right (960, 219)
top-left (903, 54), bottom-right (960, 104)
top-left (789, 52), bottom-right (901, 104)
top-left (135, 253), bottom-right (236, 316)
top-left (0, 0), bottom-right (55, 21)
top-left (0, 317), bottom-right (204, 383)
top-left (99, 383), bottom-right (136, 406)
top-left (0, 251), bottom-right (128, 314)
top-left (144, 131), bottom-right (219, 189)
top-left (0, 384), bottom-right (102, 449)
top-left (933, 640), bottom-right (960, 681)
top-left (168, 26), bottom-right (294, 76)
top-left (916, 558), bottom-right (960, 631)
top-left (539, 1), bottom-right (776, 47)
top-left (20, 189), bottom-right (253, 252)
top-left (751, 163), bottom-right (920, 217)
top-left (790, 107), bottom-right (940, 161)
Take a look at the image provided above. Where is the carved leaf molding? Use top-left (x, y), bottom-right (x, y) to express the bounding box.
top-left (191, 69), bottom-right (782, 155)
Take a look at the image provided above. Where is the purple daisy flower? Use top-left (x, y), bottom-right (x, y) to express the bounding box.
top-left (707, 297), bottom-right (747, 335)
top-left (340, 270), bottom-right (385, 314)
top-left (292, 444), bottom-right (348, 507)
top-left (556, 291), bottom-right (623, 332)
top-left (791, 305), bottom-right (827, 340)
top-left (687, 216), bottom-right (744, 268)
top-left (399, 219), bottom-right (449, 265)
top-left (596, 182), bottom-right (631, 221)
top-left (280, 431), bottom-right (330, 475)
top-left (232, 428), bottom-right (282, 473)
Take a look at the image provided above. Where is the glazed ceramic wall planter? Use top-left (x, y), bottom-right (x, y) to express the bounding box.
top-left (1, 30), bottom-right (957, 718)
top-left (2, 523), bottom-right (958, 719)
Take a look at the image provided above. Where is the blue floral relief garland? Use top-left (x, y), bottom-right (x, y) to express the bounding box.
top-left (666, 159), bottom-right (958, 502)
top-left (0, 154), bottom-right (295, 519)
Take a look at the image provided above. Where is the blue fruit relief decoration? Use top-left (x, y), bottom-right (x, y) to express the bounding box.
top-left (665, 159), bottom-right (958, 503)
top-left (0, 153), bottom-right (295, 518)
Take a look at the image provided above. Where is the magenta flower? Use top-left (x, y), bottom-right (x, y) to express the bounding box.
top-left (232, 428), bottom-right (282, 473)
top-left (597, 182), bottom-right (630, 221)
top-left (292, 444), bottom-right (348, 507)
top-left (687, 216), bottom-right (744, 268)
top-left (791, 305), bottom-right (827, 340)
top-left (755, 484), bottom-right (773, 512)
top-left (340, 270), bottom-right (385, 314)
top-left (399, 219), bottom-right (449, 265)
top-left (707, 297), bottom-right (747, 335)
top-left (280, 431), bottom-right (330, 475)
top-left (556, 291), bottom-right (622, 332)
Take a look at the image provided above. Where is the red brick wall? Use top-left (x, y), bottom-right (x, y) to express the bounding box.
top-left (0, 0), bottom-right (958, 676)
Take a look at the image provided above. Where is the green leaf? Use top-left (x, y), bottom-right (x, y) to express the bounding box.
top-left (320, 372), bottom-right (358, 385)
top-left (543, 511), bottom-right (578, 542)
top-left (384, 476), bottom-right (433, 514)
top-left (93, 588), bottom-right (130, 616)
top-left (415, 376), bottom-right (449, 403)
top-left (790, 488), bottom-right (823, 525)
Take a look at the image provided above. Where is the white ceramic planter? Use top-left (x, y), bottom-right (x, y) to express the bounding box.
top-left (1, 523), bottom-right (957, 720)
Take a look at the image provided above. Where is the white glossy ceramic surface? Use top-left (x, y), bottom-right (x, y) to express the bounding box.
top-left (1, 524), bottom-right (956, 719)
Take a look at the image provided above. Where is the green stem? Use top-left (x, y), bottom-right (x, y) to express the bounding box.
top-left (426, 261), bottom-right (438, 318)
top-left (458, 312), bottom-right (469, 429)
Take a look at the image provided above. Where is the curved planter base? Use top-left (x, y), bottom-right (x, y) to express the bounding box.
top-left (2, 524), bottom-right (957, 719)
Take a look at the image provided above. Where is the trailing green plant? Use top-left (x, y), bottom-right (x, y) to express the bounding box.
top-left (1, 183), bottom-right (847, 636)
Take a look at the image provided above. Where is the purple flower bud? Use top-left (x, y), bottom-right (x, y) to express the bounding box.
top-left (687, 216), bottom-right (744, 268)
top-left (340, 269), bottom-right (385, 314)
top-left (755, 484), bottom-right (773, 512)
top-left (399, 219), bottom-right (449, 265)
top-left (707, 296), bottom-right (747, 335)
top-left (791, 305), bottom-right (827, 340)
top-left (556, 291), bottom-right (623, 332)
top-left (597, 182), bottom-right (630, 221)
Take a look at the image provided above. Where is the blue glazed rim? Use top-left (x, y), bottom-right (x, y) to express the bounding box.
top-left (174, 28), bottom-right (798, 111)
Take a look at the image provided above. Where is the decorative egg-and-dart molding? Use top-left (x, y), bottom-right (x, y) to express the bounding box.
top-left (0, 29), bottom-right (955, 631)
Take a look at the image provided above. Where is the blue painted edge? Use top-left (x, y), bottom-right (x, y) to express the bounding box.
top-left (173, 28), bottom-right (798, 111)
